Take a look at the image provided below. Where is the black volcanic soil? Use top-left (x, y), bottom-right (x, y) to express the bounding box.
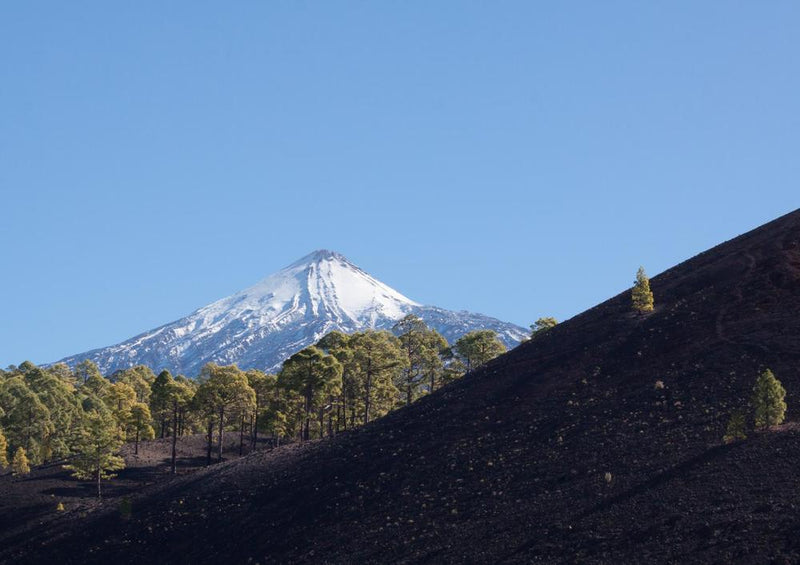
top-left (0, 434), bottom-right (250, 560)
top-left (4, 209), bottom-right (800, 565)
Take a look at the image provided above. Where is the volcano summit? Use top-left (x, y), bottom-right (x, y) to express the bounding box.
top-left (58, 250), bottom-right (528, 375)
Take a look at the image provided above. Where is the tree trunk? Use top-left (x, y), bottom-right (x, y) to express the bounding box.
top-left (340, 388), bottom-right (347, 432)
top-left (134, 426), bottom-right (140, 456)
top-left (364, 358), bottom-right (373, 425)
top-left (170, 400), bottom-right (178, 475)
top-left (252, 395), bottom-right (259, 451)
top-left (250, 413), bottom-right (257, 451)
top-left (97, 467), bottom-right (102, 500)
top-left (239, 415), bottom-right (245, 456)
top-left (217, 408), bottom-right (225, 462)
top-left (25, 407), bottom-right (32, 453)
top-left (406, 373), bottom-right (413, 405)
top-left (206, 420), bottom-right (213, 466)
top-left (430, 370), bottom-right (436, 394)
top-left (303, 388), bottom-right (312, 441)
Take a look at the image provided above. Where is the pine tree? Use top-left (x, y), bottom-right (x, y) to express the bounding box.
top-left (632, 266), bottom-right (655, 313)
top-left (12, 446), bottom-right (30, 475)
top-left (0, 427), bottom-right (9, 469)
top-left (348, 332), bottom-right (403, 425)
top-left (278, 348), bottom-right (342, 440)
top-left (165, 380), bottom-right (194, 473)
top-left (530, 317), bottom-right (558, 338)
top-left (74, 360), bottom-right (103, 385)
top-left (23, 366), bottom-right (83, 461)
top-left (82, 371), bottom-right (110, 398)
top-left (102, 382), bottom-right (137, 434)
top-left (245, 370), bottom-right (278, 451)
top-left (454, 330), bottom-right (506, 373)
top-left (48, 363), bottom-right (77, 386)
top-left (723, 410), bottom-right (747, 443)
top-left (150, 370), bottom-right (175, 438)
top-left (752, 368), bottom-right (787, 429)
top-left (128, 403), bottom-right (155, 456)
top-left (264, 388), bottom-right (303, 446)
top-left (64, 410), bottom-right (125, 499)
top-left (0, 376), bottom-right (55, 465)
top-left (113, 365), bottom-right (156, 404)
top-left (317, 331), bottom-right (357, 433)
top-left (190, 383), bottom-right (218, 466)
top-left (172, 375), bottom-right (198, 438)
top-left (393, 315), bottom-right (448, 402)
top-left (194, 364), bottom-right (256, 461)
top-left (440, 354), bottom-right (467, 386)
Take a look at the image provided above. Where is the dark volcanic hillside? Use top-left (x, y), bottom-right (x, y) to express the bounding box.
top-left (8, 209), bottom-right (800, 565)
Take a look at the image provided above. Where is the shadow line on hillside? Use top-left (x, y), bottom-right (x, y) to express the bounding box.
top-left (498, 441), bottom-right (740, 562)
top-left (577, 442), bottom-right (735, 520)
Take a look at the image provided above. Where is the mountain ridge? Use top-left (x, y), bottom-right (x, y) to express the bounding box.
top-left (57, 250), bottom-right (528, 375)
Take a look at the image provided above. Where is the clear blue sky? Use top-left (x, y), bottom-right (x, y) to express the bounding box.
top-left (1, 2), bottom-right (798, 368)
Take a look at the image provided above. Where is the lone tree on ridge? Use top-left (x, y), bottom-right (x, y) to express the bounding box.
top-left (632, 266), bottom-right (654, 313)
top-left (530, 317), bottom-right (558, 338)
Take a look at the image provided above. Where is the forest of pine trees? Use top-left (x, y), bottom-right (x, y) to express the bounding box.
top-left (0, 318), bottom-right (507, 494)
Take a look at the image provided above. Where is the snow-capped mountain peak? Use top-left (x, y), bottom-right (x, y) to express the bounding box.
top-left (240, 249), bottom-right (420, 322)
top-left (57, 251), bottom-right (527, 375)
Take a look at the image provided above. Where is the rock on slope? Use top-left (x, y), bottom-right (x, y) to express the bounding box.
top-left (17, 209), bottom-right (800, 564)
top-left (57, 250), bottom-right (528, 375)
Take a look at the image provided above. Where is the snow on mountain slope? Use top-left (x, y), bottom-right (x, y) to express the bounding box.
top-left (57, 250), bottom-right (529, 375)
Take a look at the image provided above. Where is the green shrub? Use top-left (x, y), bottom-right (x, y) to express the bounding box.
top-left (11, 447), bottom-right (30, 476)
top-left (723, 410), bottom-right (747, 443)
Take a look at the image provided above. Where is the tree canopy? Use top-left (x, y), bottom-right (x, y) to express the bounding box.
top-left (454, 330), bottom-right (506, 373)
top-left (394, 315), bottom-right (448, 403)
top-left (0, 324), bottom-right (509, 487)
top-left (279, 347), bottom-right (342, 440)
top-left (0, 427), bottom-right (8, 468)
top-left (632, 266), bottom-right (655, 313)
top-left (64, 409), bottom-right (125, 498)
top-left (195, 364), bottom-right (256, 461)
top-left (752, 368), bottom-right (786, 429)
top-left (530, 317), bottom-right (558, 338)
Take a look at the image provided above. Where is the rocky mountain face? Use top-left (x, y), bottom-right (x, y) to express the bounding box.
top-left (57, 250), bottom-right (528, 375)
